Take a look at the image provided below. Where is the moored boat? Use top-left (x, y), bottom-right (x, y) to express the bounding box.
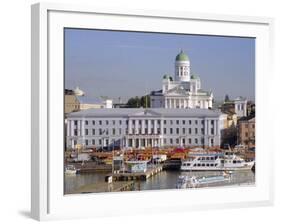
top-left (181, 151), bottom-right (254, 171)
top-left (65, 165), bottom-right (77, 175)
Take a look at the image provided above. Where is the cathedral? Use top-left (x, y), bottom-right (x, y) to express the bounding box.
top-left (150, 50), bottom-right (213, 109)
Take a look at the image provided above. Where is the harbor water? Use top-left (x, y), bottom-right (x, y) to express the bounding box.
top-left (64, 170), bottom-right (255, 194)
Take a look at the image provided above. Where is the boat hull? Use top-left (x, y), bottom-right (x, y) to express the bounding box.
top-left (181, 161), bottom-right (255, 171)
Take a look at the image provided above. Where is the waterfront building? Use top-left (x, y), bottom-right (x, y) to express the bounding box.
top-left (150, 50), bottom-right (213, 109)
top-left (66, 108), bottom-right (227, 150)
top-left (79, 98), bottom-right (113, 110)
top-left (238, 117), bottom-right (255, 148)
top-left (65, 91), bottom-right (80, 114)
top-left (221, 96), bottom-right (248, 118)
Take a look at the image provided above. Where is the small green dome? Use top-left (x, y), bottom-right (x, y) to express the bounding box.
top-left (163, 74), bottom-right (169, 79)
top-left (191, 74), bottom-right (199, 79)
top-left (175, 50), bottom-right (189, 61)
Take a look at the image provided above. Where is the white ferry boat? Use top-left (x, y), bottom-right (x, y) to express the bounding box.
top-left (65, 165), bottom-right (77, 175)
top-left (176, 175), bottom-right (190, 189)
top-left (188, 172), bottom-right (231, 188)
top-left (176, 172), bottom-right (231, 189)
top-left (181, 151), bottom-right (254, 171)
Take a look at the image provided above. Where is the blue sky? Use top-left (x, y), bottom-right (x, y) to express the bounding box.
top-left (65, 28), bottom-right (255, 103)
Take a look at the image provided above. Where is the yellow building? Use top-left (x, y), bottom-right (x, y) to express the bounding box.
top-left (65, 95), bottom-right (80, 114)
top-left (238, 117), bottom-right (255, 148)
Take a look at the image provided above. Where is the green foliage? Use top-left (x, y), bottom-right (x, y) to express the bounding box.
top-left (126, 95), bottom-right (151, 108)
top-left (221, 124), bottom-right (238, 147)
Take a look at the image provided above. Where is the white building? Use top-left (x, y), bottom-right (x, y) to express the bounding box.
top-left (150, 50), bottom-right (213, 109)
top-left (66, 108), bottom-right (227, 150)
top-left (233, 97), bottom-right (247, 117)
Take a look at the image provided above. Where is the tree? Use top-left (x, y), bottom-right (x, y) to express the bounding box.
top-left (221, 124), bottom-right (238, 147)
top-left (126, 95), bottom-right (150, 108)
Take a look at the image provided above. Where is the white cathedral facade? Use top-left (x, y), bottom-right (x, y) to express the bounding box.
top-left (150, 50), bottom-right (213, 109)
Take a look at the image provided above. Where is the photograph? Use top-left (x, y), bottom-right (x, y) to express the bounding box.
top-left (63, 28), bottom-right (256, 194)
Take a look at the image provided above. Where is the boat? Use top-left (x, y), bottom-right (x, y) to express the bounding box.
top-left (65, 165), bottom-right (77, 175)
top-left (188, 172), bottom-right (231, 188)
top-left (176, 175), bottom-right (190, 189)
top-left (181, 151), bottom-right (255, 171)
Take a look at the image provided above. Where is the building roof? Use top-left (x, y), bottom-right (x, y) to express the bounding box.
top-left (67, 108), bottom-right (225, 118)
top-left (175, 50), bottom-right (189, 61)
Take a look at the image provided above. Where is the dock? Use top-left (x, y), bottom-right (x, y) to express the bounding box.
top-left (69, 181), bottom-right (134, 194)
top-left (106, 165), bottom-right (163, 181)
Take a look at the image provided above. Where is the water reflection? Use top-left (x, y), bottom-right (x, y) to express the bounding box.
top-left (65, 170), bottom-right (255, 194)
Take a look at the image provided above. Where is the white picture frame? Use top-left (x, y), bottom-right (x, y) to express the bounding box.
top-left (31, 2), bottom-right (274, 221)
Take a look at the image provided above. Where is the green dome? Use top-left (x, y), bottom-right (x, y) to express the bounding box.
top-left (191, 74), bottom-right (199, 79)
top-left (175, 50), bottom-right (189, 61)
top-left (163, 74), bottom-right (169, 79)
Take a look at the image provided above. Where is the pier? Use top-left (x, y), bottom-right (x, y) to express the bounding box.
top-left (69, 181), bottom-right (134, 194)
top-left (106, 165), bottom-right (163, 181)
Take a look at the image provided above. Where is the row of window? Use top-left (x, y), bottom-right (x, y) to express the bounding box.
top-left (75, 137), bottom-right (214, 146)
top-left (245, 124), bottom-right (255, 129)
top-left (73, 119), bottom-right (216, 126)
top-left (73, 127), bottom-right (215, 136)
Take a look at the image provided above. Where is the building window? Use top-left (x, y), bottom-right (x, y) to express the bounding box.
top-left (201, 120), bottom-right (204, 125)
top-left (112, 120), bottom-right (115, 125)
top-left (119, 120), bottom-right (122, 125)
top-left (99, 120), bottom-right (102, 125)
top-left (170, 139), bottom-right (173, 144)
top-left (164, 139), bottom-right (167, 144)
top-left (189, 120), bottom-right (192, 125)
top-left (201, 138), bottom-right (204, 144)
top-left (170, 128), bottom-right (173, 134)
top-left (195, 120), bottom-right (198, 125)
top-left (195, 128), bottom-right (198, 134)
top-left (211, 128), bottom-right (214, 135)
top-left (119, 128), bottom-right (122, 135)
top-left (74, 120), bottom-right (78, 125)
top-left (92, 139), bottom-right (95, 145)
top-left (85, 120), bottom-right (88, 125)
top-left (99, 129), bottom-right (102, 135)
top-left (188, 138), bottom-right (192, 144)
top-left (182, 138), bottom-right (185, 145)
top-left (164, 120), bottom-right (167, 125)
top-left (85, 140), bottom-right (88, 145)
top-left (176, 138), bottom-right (179, 144)
top-left (157, 128), bottom-right (160, 134)
top-left (126, 120), bottom-right (128, 125)
top-left (245, 132), bottom-right (248, 137)
top-left (106, 129), bottom-right (109, 135)
top-left (106, 120), bottom-right (109, 125)
top-left (189, 128), bottom-right (191, 134)
top-left (92, 129), bottom-right (95, 135)
top-left (201, 128), bottom-right (204, 134)
top-left (99, 139), bottom-right (102, 145)
top-left (164, 128), bottom-right (167, 134)
top-left (85, 129), bottom-right (88, 135)
top-left (170, 120), bottom-right (173, 125)
top-left (182, 128), bottom-right (185, 134)
top-left (182, 120), bottom-right (185, 125)
top-left (195, 138), bottom-right (198, 144)
top-left (145, 128), bottom-right (148, 134)
top-left (112, 128), bottom-right (116, 135)
top-left (92, 120), bottom-right (95, 125)
top-left (211, 120), bottom-right (214, 125)
top-left (176, 120), bottom-right (179, 125)
top-left (74, 129), bottom-right (77, 136)
top-left (176, 128), bottom-right (179, 134)
top-left (158, 120), bottom-right (161, 125)
top-left (211, 139), bottom-right (214, 145)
